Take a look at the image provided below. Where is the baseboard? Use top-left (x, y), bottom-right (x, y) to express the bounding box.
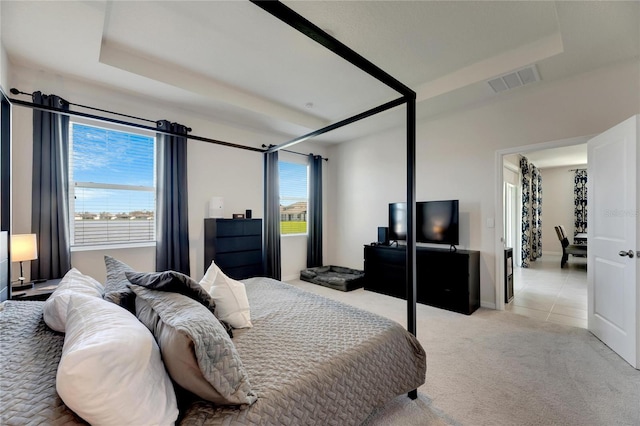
top-left (481, 301), bottom-right (496, 310)
top-left (282, 274), bottom-right (300, 282)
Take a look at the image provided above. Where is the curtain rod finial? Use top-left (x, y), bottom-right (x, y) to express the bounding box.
top-left (10, 88), bottom-right (31, 96)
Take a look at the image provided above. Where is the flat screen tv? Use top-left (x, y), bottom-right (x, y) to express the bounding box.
top-left (417, 200), bottom-right (459, 245)
top-left (388, 200), bottom-right (459, 246)
top-left (388, 202), bottom-right (407, 241)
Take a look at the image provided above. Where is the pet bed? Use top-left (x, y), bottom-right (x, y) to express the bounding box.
top-left (300, 265), bottom-right (366, 291)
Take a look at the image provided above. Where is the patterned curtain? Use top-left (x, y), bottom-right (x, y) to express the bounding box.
top-left (574, 169), bottom-right (587, 245)
top-left (520, 156), bottom-right (543, 267)
top-left (532, 167), bottom-right (543, 259)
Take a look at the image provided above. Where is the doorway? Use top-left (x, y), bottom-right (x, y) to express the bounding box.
top-left (494, 136), bottom-right (591, 327)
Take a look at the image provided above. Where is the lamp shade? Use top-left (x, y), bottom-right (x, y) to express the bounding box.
top-left (11, 234), bottom-right (38, 262)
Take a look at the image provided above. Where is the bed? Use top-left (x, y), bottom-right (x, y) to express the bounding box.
top-left (0, 276), bottom-right (426, 425)
top-left (1, 2), bottom-right (424, 424)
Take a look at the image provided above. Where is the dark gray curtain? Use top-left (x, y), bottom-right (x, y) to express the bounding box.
top-left (306, 154), bottom-right (323, 268)
top-left (263, 151), bottom-right (281, 280)
top-left (156, 120), bottom-right (190, 275)
top-left (31, 91), bottom-right (71, 280)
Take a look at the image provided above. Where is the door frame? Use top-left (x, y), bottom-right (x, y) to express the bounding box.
top-left (503, 161), bottom-right (521, 265)
top-left (493, 135), bottom-right (592, 310)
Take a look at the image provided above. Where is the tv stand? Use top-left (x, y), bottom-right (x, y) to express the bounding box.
top-left (363, 245), bottom-right (480, 315)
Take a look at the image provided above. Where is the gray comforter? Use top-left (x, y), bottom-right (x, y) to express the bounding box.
top-left (0, 278), bottom-right (426, 425)
top-left (0, 301), bottom-right (87, 425)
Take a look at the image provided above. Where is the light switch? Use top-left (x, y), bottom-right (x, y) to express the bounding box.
top-left (486, 218), bottom-right (495, 228)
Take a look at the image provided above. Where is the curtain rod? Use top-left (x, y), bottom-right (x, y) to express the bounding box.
top-left (262, 144), bottom-right (328, 161)
top-left (11, 88), bottom-right (329, 159)
top-left (9, 91), bottom-right (265, 153)
top-left (569, 168), bottom-right (587, 172)
top-left (10, 88), bottom-right (174, 128)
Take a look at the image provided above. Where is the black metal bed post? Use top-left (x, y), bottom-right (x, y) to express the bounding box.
top-left (406, 95), bottom-right (417, 401)
top-left (252, 1), bottom-right (419, 355)
top-left (250, 1), bottom-right (413, 97)
top-left (266, 97), bottom-right (405, 153)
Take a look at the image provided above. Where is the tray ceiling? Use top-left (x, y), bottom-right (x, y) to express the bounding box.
top-left (1, 1), bottom-right (638, 143)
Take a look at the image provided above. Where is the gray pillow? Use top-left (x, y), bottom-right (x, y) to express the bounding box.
top-left (129, 285), bottom-right (257, 406)
top-left (125, 270), bottom-right (216, 312)
top-left (125, 270), bottom-right (233, 337)
top-left (104, 256), bottom-right (136, 312)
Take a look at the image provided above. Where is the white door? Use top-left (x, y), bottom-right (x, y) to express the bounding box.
top-left (588, 115), bottom-right (639, 369)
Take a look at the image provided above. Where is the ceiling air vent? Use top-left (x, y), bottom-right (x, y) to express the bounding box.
top-left (488, 65), bottom-right (540, 93)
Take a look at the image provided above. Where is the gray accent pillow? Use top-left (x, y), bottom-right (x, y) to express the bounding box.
top-left (103, 256), bottom-right (136, 312)
top-left (129, 285), bottom-right (257, 406)
top-left (125, 270), bottom-right (233, 337)
top-left (125, 270), bottom-right (216, 312)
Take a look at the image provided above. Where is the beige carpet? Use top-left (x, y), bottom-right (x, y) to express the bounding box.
top-left (288, 280), bottom-right (640, 426)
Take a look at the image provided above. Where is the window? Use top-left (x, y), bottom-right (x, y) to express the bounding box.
top-left (279, 161), bottom-right (308, 235)
top-left (69, 122), bottom-right (155, 247)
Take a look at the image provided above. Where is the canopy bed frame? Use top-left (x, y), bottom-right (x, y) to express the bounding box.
top-left (5, 1), bottom-right (419, 343)
top-left (3, 0), bottom-right (419, 401)
top-left (0, 88), bottom-right (10, 303)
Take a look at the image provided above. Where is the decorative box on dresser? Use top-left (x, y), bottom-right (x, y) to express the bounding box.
top-left (364, 245), bottom-right (480, 315)
top-left (204, 218), bottom-right (263, 280)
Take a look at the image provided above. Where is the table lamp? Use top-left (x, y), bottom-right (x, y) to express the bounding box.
top-left (11, 233), bottom-right (38, 291)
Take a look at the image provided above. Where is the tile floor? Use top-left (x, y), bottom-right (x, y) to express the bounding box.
top-left (506, 253), bottom-right (587, 328)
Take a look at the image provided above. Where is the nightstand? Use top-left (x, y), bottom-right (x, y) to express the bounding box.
top-left (11, 278), bottom-right (62, 301)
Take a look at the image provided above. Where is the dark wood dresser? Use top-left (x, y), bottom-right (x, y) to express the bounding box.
top-left (204, 218), bottom-right (263, 280)
top-left (364, 244), bottom-right (480, 315)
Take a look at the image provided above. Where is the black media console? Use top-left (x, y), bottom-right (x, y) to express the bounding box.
top-left (363, 245), bottom-right (480, 315)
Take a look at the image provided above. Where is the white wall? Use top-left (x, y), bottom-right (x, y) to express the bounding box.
top-left (539, 164), bottom-right (587, 254)
top-left (7, 58), bottom-right (638, 299)
top-left (9, 64), bottom-right (328, 282)
top-left (0, 42), bottom-right (7, 92)
top-left (327, 59), bottom-right (639, 308)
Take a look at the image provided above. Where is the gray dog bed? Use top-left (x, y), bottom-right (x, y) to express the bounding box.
top-left (300, 265), bottom-right (365, 292)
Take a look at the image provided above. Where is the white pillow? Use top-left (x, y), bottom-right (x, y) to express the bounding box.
top-left (43, 267), bottom-right (105, 332)
top-left (56, 294), bottom-right (178, 426)
top-left (200, 261), bottom-right (252, 328)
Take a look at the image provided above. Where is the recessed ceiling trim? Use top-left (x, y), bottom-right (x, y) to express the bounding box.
top-left (99, 41), bottom-right (328, 131)
top-left (415, 32), bottom-right (563, 102)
